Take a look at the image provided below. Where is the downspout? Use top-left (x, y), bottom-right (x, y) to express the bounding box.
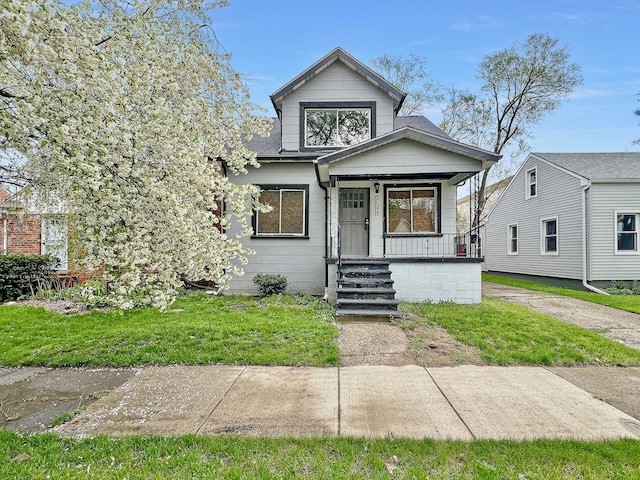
top-left (314, 161), bottom-right (330, 300)
top-left (581, 182), bottom-right (609, 295)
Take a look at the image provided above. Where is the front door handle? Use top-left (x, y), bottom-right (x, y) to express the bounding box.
top-left (364, 218), bottom-right (370, 230)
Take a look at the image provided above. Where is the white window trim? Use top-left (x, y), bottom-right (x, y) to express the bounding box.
top-left (41, 215), bottom-right (69, 271)
top-left (507, 223), bottom-right (518, 255)
top-left (525, 167), bottom-right (537, 199)
top-left (614, 211), bottom-right (640, 255)
top-left (540, 216), bottom-right (559, 255)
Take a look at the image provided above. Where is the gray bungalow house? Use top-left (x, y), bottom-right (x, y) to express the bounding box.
top-left (227, 47), bottom-right (500, 314)
top-left (484, 152), bottom-right (640, 291)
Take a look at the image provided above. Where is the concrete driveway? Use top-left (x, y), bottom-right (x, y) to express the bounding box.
top-left (482, 282), bottom-right (640, 351)
top-left (482, 281), bottom-right (640, 422)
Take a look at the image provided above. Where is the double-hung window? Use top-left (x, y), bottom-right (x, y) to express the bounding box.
top-left (508, 224), bottom-right (518, 254)
top-left (526, 167), bottom-right (537, 199)
top-left (615, 213), bottom-right (639, 253)
top-left (255, 185), bottom-right (308, 237)
top-left (387, 187), bottom-right (438, 234)
top-left (541, 217), bottom-right (558, 254)
top-left (301, 102), bottom-right (374, 148)
top-left (41, 215), bottom-right (68, 270)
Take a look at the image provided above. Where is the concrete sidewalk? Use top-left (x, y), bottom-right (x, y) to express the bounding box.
top-left (55, 365), bottom-right (640, 441)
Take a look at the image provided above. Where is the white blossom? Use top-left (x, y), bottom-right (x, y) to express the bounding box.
top-left (1, 0), bottom-right (270, 309)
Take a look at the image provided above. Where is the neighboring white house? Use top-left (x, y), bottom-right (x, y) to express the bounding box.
top-left (227, 47), bottom-right (501, 314)
top-left (456, 176), bottom-right (512, 234)
top-left (484, 152), bottom-right (640, 291)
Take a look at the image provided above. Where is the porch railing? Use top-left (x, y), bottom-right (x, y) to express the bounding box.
top-left (384, 233), bottom-right (481, 258)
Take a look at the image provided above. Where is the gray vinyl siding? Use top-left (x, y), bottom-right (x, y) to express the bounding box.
top-left (329, 139), bottom-right (482, 177)
top-left (280, 62), bottom-right (395, 151)
top-left (485, 157), bottom-right (584, 279)
top-left (589, 183), bottom-right (640, 281)
top-left (226, 162), bottom-right (326, 295)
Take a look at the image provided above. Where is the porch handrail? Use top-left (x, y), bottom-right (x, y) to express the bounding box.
top-left (337, 224), bottom-right (342, 271)
top-left (384, 232), bottom-right (481, 258)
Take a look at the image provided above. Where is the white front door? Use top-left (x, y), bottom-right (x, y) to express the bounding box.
top-left (42, 216), bottom-right (68, 270)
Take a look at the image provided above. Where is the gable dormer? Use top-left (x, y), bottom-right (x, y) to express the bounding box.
top-left (270, 47), bottom-right (406, 153)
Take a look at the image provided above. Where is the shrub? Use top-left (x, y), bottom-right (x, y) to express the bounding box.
top-left (253, 273), bottom-right (288, 297)
top-left (0, 254), bottom-right (57, 302)
top-left (606, 280), bottom-right (633, 296)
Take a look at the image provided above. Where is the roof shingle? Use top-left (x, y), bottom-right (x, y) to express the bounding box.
top-left (533, 152), bottom-right (640, 180)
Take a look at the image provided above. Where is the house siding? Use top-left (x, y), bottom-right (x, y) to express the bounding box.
top-left (589, 182), bottom-right (640, 281)
top-left (280, 62), bottom-right (395, 151)
top-left (226, 162), bottom-right (326, 295)
top-left (329, 139), bottom-right (482, 177)
top-left (485, 156), bottom-right (584, 279)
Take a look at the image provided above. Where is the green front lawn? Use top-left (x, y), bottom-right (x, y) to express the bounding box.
top-left (483, 272), bottom-right (640, 314)
top-left (1, 431), bottom-right (639, 479)
top-left (402, 298), bottom-right (640, 366)
top-left (0, 293), bottom-right (339, 367)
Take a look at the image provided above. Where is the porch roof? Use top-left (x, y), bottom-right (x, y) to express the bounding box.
top-left (315, 127), bottom-right (501, 184)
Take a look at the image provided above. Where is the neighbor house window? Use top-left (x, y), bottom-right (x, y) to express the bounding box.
top-left (541, 217), bottom-right (558, 254)
top-left (615, 213), bottom-right (639, 253)
top-left (255, 185), bottom-right (308, 237)
top-left (301, 102), bottom-right (374, 148)
top-left (41, 215), bottom-right (68, 270)
top-left (526, 167), bottom-right (537, 199)
top-left (387, 187), bottom-right (438, 234)
top-left (508, 224), bottom-right (518, 254)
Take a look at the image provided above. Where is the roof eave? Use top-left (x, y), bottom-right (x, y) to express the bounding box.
top-left (270, 47), bottom-right (405, 111)
top-left (317, 127), bottom-right (502, 166)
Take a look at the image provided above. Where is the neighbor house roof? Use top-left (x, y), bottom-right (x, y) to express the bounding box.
top-left (533, 152), bottom-right (640, 181)
top-left (270, 47), bottom-right (406, 114)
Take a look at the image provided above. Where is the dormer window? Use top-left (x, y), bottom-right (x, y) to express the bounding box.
top-left (301, 102), bottom-right (375, 149)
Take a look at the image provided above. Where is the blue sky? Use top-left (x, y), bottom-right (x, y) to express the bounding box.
top-left (211, 0), bottom-right (640, 159)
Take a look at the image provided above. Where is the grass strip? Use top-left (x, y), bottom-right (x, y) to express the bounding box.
top-left (406, 298), bottom-right (640, 366)
top-left (0, 293), bottom-right (339, 367)
top-left (1, 431), bottom-right (639, 479)
top-left (483, 273), bottom-right (640, 315)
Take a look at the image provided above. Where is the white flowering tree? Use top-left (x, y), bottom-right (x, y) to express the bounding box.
top-left (1, 0), bottom-right (270, 309)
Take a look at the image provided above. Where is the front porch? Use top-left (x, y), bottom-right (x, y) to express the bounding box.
top-left (314, 126), bottom-right (499, 310)
top-left (328, 254), bottom-right (483, 308)
top-left (326, 180), bottom-right (484, 309)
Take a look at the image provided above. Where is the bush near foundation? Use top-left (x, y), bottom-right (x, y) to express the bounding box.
top-left (253, 274), bottom-right (288, 297)
top-left (0, 254), bottom-right (56, 301)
